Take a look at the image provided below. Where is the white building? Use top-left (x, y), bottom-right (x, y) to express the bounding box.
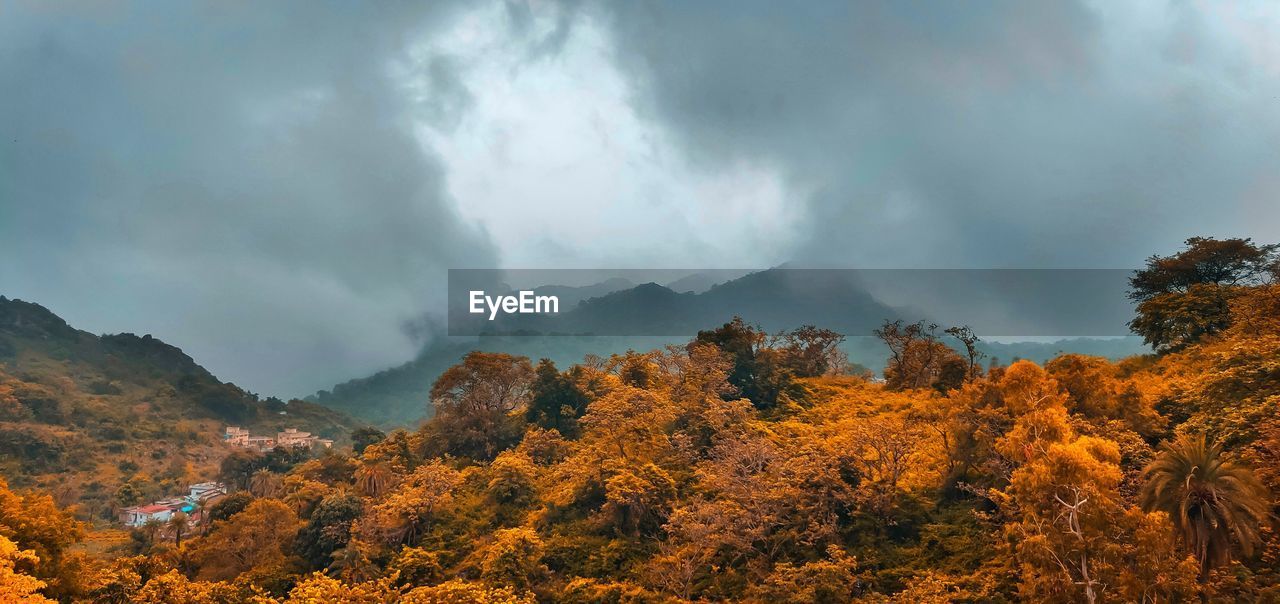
top-left (118, 503), bottom-right (177, 527)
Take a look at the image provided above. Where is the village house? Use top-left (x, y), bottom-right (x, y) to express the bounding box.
top-left (223, 426), bottom-right (276, 451)
top-left (118, 482), bottom-right (227, 527)
top-left (223, 425), bottom-right (331, 450)
top-left (223, 426), bottom-right (250, 446)
top-left (118, 503), bottom-right (176, 527)
top-left (276, 427), bottom-right (333, 449)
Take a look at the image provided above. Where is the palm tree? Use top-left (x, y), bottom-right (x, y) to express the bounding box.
top-left (328, 542), bottom-right (377, 583)
top-left (249, 469), bottom-right (283, 498)
top-left (167, 511), bottom-right (189, 548)
top-left (1141, 433), bottom-right (1271, 576)
top-left (354, 461), bottom-right (397, 498)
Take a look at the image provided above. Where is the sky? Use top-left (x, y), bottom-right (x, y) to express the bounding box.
top-left (3, 1), bottom-right (1280, 397)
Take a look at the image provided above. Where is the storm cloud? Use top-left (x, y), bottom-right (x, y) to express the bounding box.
top-left (584, 0), bottom-right (1280, 267)
top-left (1, 2), bottom-right (496, 396)
top-left (3, 1), bottom-right (1280, 395)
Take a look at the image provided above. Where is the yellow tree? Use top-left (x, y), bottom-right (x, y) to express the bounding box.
top-left (188, 498), bottom-right (303, 581)
top-left (0, 534), bottom-right (53, 604)
top-left (363, 460), bottom-right (461, 547)
top-left (354, 461), bottom-right (400, 499)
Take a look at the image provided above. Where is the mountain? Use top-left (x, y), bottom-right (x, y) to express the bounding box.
top-left (311, 334), bottom-right (685, 427)
top-left (453, 267), bottom-right (903, 337)
top-left (317, 269), bottom-right (1152, 427)
top-left (318, 270), bottom-right (902, 425)
top-left (533, 277), bottom-right (635, 310)
top-left (664, 270), bottom-right (749, 293)
top-left (0, 296), bottom-right (360, 518)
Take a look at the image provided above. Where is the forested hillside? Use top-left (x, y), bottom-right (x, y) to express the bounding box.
top-left (0, 297), bottom-right (358, 519)
top-left (1, 238), bottom-right (1278, 602)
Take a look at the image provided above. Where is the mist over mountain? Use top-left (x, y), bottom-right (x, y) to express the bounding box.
top-left (318, 269), bottom-right (1148, 426)
top-left (664, 271), bottom-right (751, 293)
top-left (454, 268), bottom-right (902, 337)
top-left (515, 277), bottom-right (635, 311)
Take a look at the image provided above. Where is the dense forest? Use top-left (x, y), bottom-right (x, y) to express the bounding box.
top-left (2, 237), bottom-right (1279, 602)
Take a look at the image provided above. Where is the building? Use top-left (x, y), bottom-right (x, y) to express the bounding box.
top-left (188, 482), bottom-right (226, 502)
top-left (224, 426), bottom-right (331, 451)
top-left (275, 427), bottom-right (312, 448)
top-left (223, 426), bottom-right (250, 446)
top-left (118, 482), bottom-right (227, 527)
top-left (276, 428), bottom-right (334, 449)
top-left (119, 503), bottom-right (176, 527)
top-left (246, 435), bottom-right (276, 451)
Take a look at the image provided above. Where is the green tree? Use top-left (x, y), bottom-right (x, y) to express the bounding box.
top-left (297, 493), bottom-right (364, 570)
top-left (1129, 237), bottom-right (1278, 351)
top-left (524, 359), bottom-right (588, 437)
top-left (205, 491), bottom-right (253, 526)
top-left (351, 427), bottom-right (386, 455)
top-left (692, 317), bottom-right (802, 410)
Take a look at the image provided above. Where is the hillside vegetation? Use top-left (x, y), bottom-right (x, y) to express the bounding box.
top-left (1, 237), bottom-right (1278, 602)
top-left (0, 297), bottom-right (359, 520)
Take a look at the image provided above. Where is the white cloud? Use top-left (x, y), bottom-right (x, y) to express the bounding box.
top-left (402, 3), bottom-right (800, 269)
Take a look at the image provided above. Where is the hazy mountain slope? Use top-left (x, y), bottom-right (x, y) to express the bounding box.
top-left (311, 334), bottom-right (685, 427)
top-left (533, 277), bottom-right (635, 310)
top-left (315, 270), bottom-right (1151, 427)
top-left (0, 296), bottom-right (359, 518)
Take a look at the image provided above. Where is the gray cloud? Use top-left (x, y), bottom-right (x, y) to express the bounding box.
top-left (1, 2), bottom-right (497, 396)
top-left (581, 0), bottom-right (1280, 267)
top-left (4, 1), bottom-right (1280, 396)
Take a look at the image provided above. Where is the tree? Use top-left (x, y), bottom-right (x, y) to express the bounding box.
top-left (944, 325), bottom-right (984, 379)
top-left (297, 493), bottom-right (364, 570)
top-left (286, 572), bottom-right (397, 602)
top-left (354, 461), bottom-right (398, 499)
top-left (777, 325), bottom-right (846, 377)
top-left (205, 491), bottom-right (253, 526)
top-left (327, 540), bottom-right (378, 583)
top-left (1141, 434), bottom-right (1270, 577)
top-left (350, 427), bottom-right (386, 455)
top-left (248, 469), bottom-right (283, 499)
top-left (1129, 237), bottom-right (1278, 351)
top-left (188, 499), bottom-right (302, 581)
top-left (0, 535), bottom-right (53, 603)
top-left (166, 511), bottom-right (188, 549)
top-left (524, 359), bottom-right (588, 437)
top-left (601, 463), bottom-right (676, 536)
top-left (478, 528), bottom-right (546, 589)
top-left (428, 352), bottom-right (534, 460)
top-left (875, 320), bottom-right (967, 391)
top-left (389, 546), bottom-right (444, 587)
top-left (692, 317), bottom-right (803, 410)
top-left (365, 461), bottom-right (461, 547)
top-left (998, 435), bottom-right (1126, 604)
top-left (218, 449), bottom-right (263, 492)
top-left (486, 451), bottom-right (539, 507)
top-left (401, 579), bottom-right (534, 604)
top-left (0, 477), bottom-right (84, 597)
